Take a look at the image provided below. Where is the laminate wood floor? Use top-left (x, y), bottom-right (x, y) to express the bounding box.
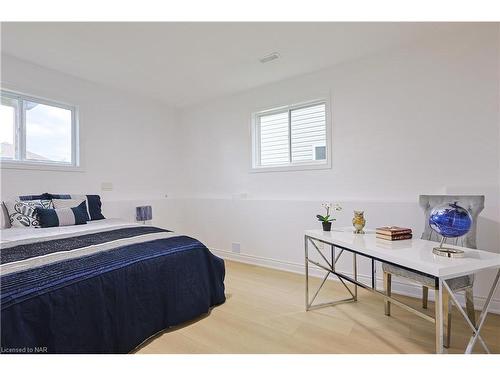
top-left (136, 260), bottom-right (500, 354)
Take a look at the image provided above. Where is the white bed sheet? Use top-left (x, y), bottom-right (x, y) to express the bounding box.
top-left (0, 218), bottom-right (139, 246)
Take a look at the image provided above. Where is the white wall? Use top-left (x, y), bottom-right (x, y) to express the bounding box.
top-left (0, 54), bottom-right (182, 226)
top-left (176, 25), bottom-right (500, 310)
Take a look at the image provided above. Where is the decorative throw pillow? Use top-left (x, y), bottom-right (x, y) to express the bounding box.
top-left (4, 199), bottom-right (54, 228)
top-left (1, 202), bottom-right (10, 229)
top-left (49, 194), bottom-right (105, 221)
top-left (52, 198), bottom-right (89, 221)
top-left (35, 201), bottom-right (88, 228)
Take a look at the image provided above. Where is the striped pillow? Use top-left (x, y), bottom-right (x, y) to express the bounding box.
top-left (50, 194), bottom-right (105, 221)
top-left (52, 198), bottom-right (90, 221)
top-left (35, 201), bottom-right (88, 228)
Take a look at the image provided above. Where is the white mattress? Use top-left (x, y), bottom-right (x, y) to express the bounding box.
top-left (0, 219), bottom-right (179, 276)
top-left (0, 218), bottom-right (139, 246)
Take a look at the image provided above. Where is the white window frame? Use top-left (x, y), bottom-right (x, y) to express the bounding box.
top-left (251, 99), bottom-right (332, 173)
top-left (0, 89), bottom-right (81, 171)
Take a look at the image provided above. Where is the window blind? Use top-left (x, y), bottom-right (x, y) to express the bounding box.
top-left (259, 111), bottom-right (290, 166)
top-left (291, 103), bottom-right (326, 162)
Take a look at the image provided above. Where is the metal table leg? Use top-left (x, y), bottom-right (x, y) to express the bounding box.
top-left (442, 269), bottom-right (500, 354)
top-left (305, 235), bottom-right (309, 310)
top-left (435, 278), bottom-right (444, 354)
top-left (304, 236), bottom-right (357, 311)
top-left (353, 253), bottom-right (358, 301)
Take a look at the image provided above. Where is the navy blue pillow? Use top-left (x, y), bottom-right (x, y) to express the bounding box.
top-left (86, 195), bottom-right (105, 220)
top-left (49, 194), bottom-right (105, 221)
top-left (36, 201), bottom-right (88, 228)
top-left (19, 193), bottom-right (51, 201)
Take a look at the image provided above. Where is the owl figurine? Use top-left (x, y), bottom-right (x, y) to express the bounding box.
top-left (352, 211), bottom-right (366, 234)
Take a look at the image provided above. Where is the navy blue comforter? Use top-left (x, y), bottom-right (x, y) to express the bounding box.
top-left (0, 227), bottom-right (226, 353)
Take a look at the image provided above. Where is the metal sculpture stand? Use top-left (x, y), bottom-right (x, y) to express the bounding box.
top-left (433, 237), bottom-right (465, 258)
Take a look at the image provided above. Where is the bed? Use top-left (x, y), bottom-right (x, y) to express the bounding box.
top-left (0, 219), bottom-right (226, 353)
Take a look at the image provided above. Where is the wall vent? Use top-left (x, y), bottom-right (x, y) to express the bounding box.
top-left (259, 52), bottom-right (280, 63)
top-left (231, 243), bottom-right (241, 253)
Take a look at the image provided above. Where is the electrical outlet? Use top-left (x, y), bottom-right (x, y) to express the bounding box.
top-left (231, 243), bottom-right (241, 253)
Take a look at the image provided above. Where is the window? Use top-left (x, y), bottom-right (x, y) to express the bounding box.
top-left (252, 100), bottom-right (330, 171)
top-left (0, 90), bottom-right (78, 168)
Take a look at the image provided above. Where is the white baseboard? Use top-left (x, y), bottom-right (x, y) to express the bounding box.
top-left (211, 248), bottom-right (500, 315)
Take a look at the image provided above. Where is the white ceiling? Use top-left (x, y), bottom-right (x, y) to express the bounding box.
top-left (1, 22), bottom-right (468, 108)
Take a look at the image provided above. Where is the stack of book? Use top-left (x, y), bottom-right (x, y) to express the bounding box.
top-left (376, 226), bottom-right (412, 241)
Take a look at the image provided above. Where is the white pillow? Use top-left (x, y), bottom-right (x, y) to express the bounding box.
top-left (1, 202), bottom-right (10, 229)
top-left (4, 199), bottom-right (53, 228)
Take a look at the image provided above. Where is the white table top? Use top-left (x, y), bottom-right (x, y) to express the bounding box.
top-left (305, 229), bottom-right (500, 278)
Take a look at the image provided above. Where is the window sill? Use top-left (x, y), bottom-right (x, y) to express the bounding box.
top-left (250, 162), bottom-right (331, 173)
top-left (0, 160), bottom-right (84, 172)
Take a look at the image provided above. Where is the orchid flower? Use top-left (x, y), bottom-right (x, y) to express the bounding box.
top-left (317, 202), bottom-right (342, 223)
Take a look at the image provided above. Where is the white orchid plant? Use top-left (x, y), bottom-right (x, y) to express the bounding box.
top-left (317, 202), bottom-right (342, 223)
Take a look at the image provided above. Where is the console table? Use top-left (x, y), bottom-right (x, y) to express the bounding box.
top-left (304, 229), bottom-right (500, 354)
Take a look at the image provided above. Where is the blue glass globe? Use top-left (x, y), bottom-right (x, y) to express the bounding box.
top-left (429, 202), bottom-right (472, 238)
